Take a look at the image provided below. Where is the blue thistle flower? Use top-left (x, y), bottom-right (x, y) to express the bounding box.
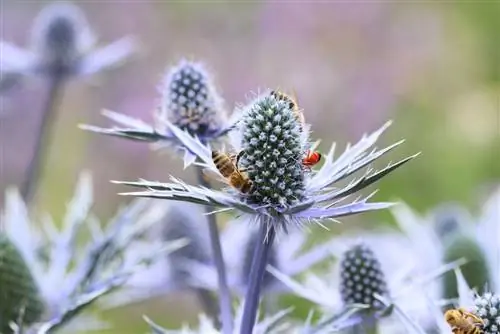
top-left (339, 244), bottom-right (389, 312)
top-left (0, 2), bottom-right (136, 87)
top-left (158, 60), bottom-right (226, 139)
top-left (111, 89), bottom-right (417, 333)
top-left (268, 232), bottom-right (465, 333)
top-left (114, 90), bottom-right (416, 228)
top-left (80, 59), bottom-right (236, 166)
top-left (0, 172), bottom-right (187, 332)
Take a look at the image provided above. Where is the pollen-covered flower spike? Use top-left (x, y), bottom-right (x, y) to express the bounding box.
top-left (80, 59), bottom-right (236, 167)
top-left (473, 293), bottom-right (500, 333)
top-left (0, 1), bottom-right (136, 89)
top-left (0, 172), bottom-right (187, 333)
top-left (0, 234), bottom-right (45, 333)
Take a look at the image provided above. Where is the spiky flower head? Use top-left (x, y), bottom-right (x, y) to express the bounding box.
top-left (0, 1), bottom-right (136, 89)
top-left (0, 173), bottom-right (187, 332)
top-left (238, 93), bottom-right (306, 209)
top-left (0, 234), bottom-right (45, 333)
top-left (339, 244), bottom-right (389, 312)
top-left (473, 293), bottom-right (500, 334)
top-left (113, 89), bottom-right (417, 232)
top-left (30, 2), bottom-right (94, 75)
top-left (159, 59), bottom-right (226, 139)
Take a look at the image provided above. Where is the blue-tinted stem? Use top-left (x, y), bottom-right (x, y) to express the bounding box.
top-left (349, 317), bottom-right (378, 334)
top-left (240, 222), bottom-right (276, 334)
top-left (21, 73), bottom-right (64, 204)
top-left (196, 169), bottom-right (233, 334)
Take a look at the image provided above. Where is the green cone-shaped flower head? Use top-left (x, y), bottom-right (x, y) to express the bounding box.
top-left (473, 292), bottom-right (500, 334)
top-left (239, 92), bottom-right (306, 209)
top-left (339, 244), bottom-right (389, 312)
top-left (161, 59), bottom-right (225, 139)
top-left (0, 234), bottom-right (45, 333)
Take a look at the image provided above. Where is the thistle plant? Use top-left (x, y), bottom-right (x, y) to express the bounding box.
top-left (0, 172), bottom-right (186, 333)
top-left (104, 89), bottom-right (417, 334)
top-left (1, 1), bottom-right (136, 204)
top-left (82, 59), bottom-right (238, 332)
top-left (268, 232), bottom-right (464, 333)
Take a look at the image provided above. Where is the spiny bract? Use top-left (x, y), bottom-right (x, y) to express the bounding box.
top-left (239, 93), bottom-right (306, 209)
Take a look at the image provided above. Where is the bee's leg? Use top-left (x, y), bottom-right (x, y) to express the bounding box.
top-left (235, 150), bottom-right (246, 167)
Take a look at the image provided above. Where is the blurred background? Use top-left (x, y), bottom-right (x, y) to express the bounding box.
top-left (1, 1), bottom-right (499, 333)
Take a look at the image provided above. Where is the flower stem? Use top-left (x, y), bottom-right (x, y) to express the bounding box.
top-left (21, 73), bottom-right (65, 204)
top-left (196, 169), bottom-right (233, 334)
top-left (240, 221), bottom-right (276, 334)
top-left (350, 318), bottom-right (378, 334)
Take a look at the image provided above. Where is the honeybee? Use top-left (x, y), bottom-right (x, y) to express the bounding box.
top-left (445, 308), bottom-right (484, 334)
top-left (270, 89), bottom-right (306, 128)
top-left (210, 150), bottom-right (253, 194)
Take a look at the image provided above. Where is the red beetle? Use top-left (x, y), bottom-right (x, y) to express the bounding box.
top-left (302, 150), bottom-right (322, 167)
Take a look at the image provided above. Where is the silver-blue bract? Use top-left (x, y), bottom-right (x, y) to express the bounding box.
top-left (113, 90), bottom-right (418, 231)
top-left (143, 300), bottom-right (295, 334)
top-left (0, 172), bottom-right (187, 333)
top-left (0, 2), bottom-right (136, 85)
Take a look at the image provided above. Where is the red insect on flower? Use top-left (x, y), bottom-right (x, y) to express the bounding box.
top-left (302, 150), bottom-right (322, 167)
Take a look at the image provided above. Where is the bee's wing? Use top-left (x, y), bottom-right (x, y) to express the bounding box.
top-left (202, 168), bottom-right (230, 186)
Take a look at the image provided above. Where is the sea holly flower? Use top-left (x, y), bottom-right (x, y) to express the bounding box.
top-left (80, 59), bottom-right (237, 166)
top-left (391, 187), bottom-right (500, 301)
top-left (112, 90), bottom-right (416, 232)
top-left (0, 1), bottom-right (136, 89)
top-left (109, 90), bottom-right (417, 333)
top-left (183, 218), bottom-right (334, 296)
top-left (0, 172), bottom-right (187, 333)
top-left (82, 58), bottom-right (241, 332)
top-left (268, 232), bottom-right (465, 333)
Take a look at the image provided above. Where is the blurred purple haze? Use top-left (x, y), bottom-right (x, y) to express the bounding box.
top-left (1, 1), bottom-right (443, 214)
